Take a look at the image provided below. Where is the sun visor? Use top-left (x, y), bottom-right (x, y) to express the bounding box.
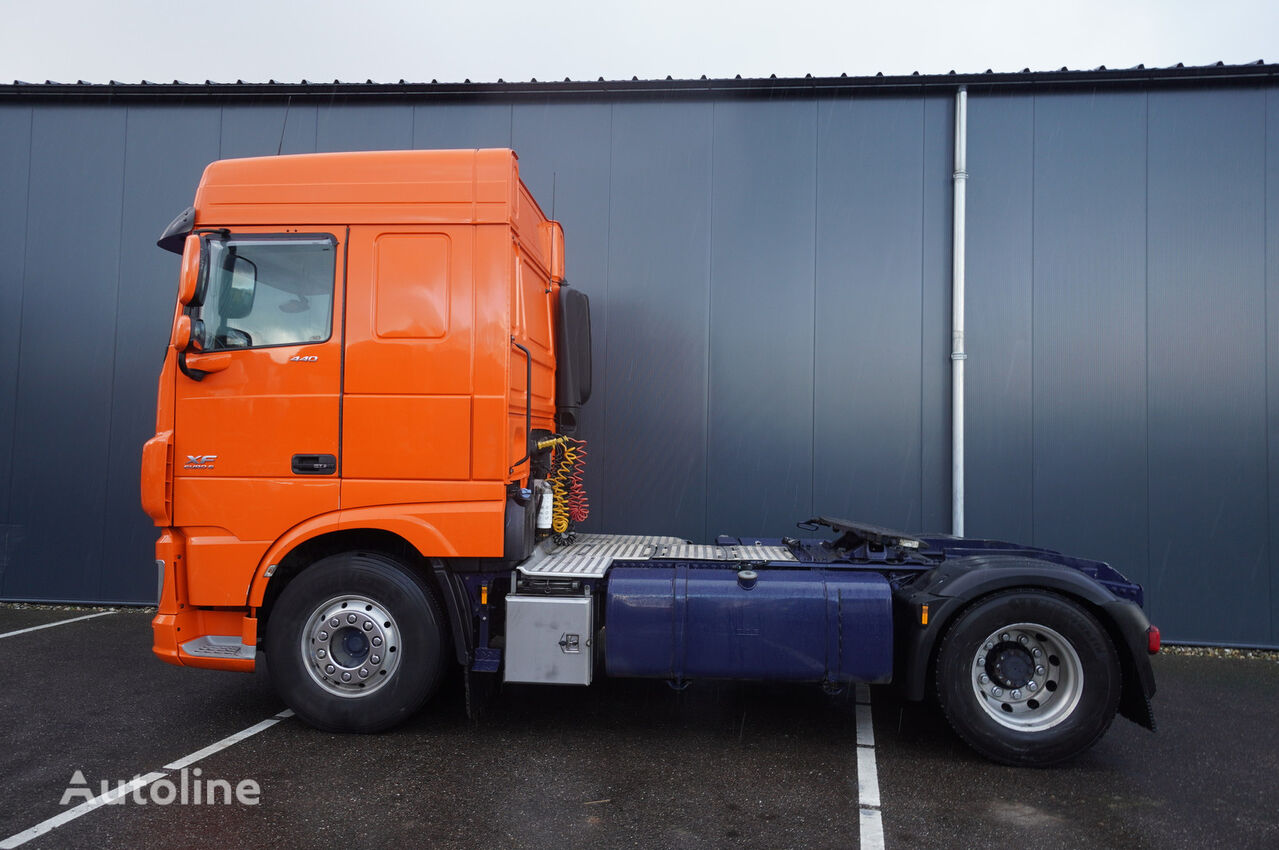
top-left (157, 206), bottom-right (196, 254)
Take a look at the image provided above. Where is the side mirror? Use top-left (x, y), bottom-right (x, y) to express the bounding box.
top-left (171, 315), bottom-right (191, 351)
top-left (177, 234), bottom-right (200, 305)
top-left (220, 255), bottom-right (257, 319)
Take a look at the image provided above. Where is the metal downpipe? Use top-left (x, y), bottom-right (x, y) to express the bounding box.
top-left (951, 86), bottom-right (968, 537)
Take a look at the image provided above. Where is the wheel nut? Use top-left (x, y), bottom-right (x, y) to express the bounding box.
top-left (317, 649), bottom-right (327, 659)
top-left (371, 655), bottom-right (380, 664)
top-left (325, 664), bottom-right (335, 674)
top-left (363, 621), bottom-right (373, 631)
top-left (978, 656), bottom-right (986, 666)
top-left (1028, 682), bottom-right (1038, 691)
top-left (1000, 633), bottom-right (1010, 642)
top-left (341, 672), bottom-right (351, 682)
top-left (347, 614), bottom-right (357, 624)
top-left (372, 637), bottom-right (383, 647)
top-left (359, 668), bottom-right (369, 679)
top-left (1018, 635), bottom-right (1029, 645)
top-left (985, 642), bottom-right (994, 651)
top-left (1033, 648), bottom-right (1042, 657)
top-left (979, 673), bottom-right (989, 684)
top-left (992, 687), bottom-right (1003, 697)
top-left (319, 630), bottom-right (328, 641)
top-left (1036, 665), bottom-right (1045, 675)
top-left (1012, 690), bottom-right (1022, 699)
top-left (330, 617), bottom-right (339, 628)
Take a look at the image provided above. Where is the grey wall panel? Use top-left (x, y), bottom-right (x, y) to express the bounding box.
top-left (0, 85), bottom-right (1275, 646)
top-left (0, 106), bottom-right (31, 551)
top-left (100, 105), bottom-right (223, 602)
top-left (1266, 86), bottom-right (1278, 646)
top-left (219, 101), bottom-right (317, 159)
top-left (413, 103), bottom-right (511, 149)
top-left (316, 101), bottom-right (413, 152)
top-left (814, 96), bottom-right (924, 529)
top-left (597, 101), bottom-right (713, 540)
top-left (3, 106), bottom-right (126, 600)
top-left (512, 101), bottom-right (613, 531)
top-left (965, 94), bottom-right (1034, 544)
top-left (920, 96), bottom-right (955, 534)
top-left (706, 98), bottom-right (817, 538)
top-left (1031, 92), bottom-right (1149, 594)
top-left (1147, 88), bottom-right (1269, 643)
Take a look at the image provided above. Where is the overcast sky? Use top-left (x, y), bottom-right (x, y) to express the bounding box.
top-left (1, 0), bottom-right (1274, 84)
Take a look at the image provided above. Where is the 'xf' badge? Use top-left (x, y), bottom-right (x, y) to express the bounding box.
top-left (184, 455), bottom-right (217, 469)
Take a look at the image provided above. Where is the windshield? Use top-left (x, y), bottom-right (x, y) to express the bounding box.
top-left (194, 235), bottom-right (336, 351)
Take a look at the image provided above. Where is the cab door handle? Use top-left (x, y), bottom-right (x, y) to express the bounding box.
top-left (292, 454), bottom-right (337, 475)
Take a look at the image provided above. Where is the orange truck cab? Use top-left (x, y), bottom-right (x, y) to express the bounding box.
top-left (143, 148), bottom-right (1157, 766)
top-left (143, 149), bottom-right (587, 678)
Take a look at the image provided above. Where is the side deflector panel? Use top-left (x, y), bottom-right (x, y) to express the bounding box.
top-left (605, 567), bottom-right (893, 684)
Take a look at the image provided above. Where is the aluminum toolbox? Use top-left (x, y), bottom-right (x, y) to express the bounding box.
top-left (503, 595), bottom-right (594, 685)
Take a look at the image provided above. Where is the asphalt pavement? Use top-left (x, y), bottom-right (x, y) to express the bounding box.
top-left (2, 605), bottom-right (1275, 849)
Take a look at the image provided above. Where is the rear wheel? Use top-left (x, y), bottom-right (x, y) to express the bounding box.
top-left (934, 590), bottom-right (1120, 766)
top-left (265, 552), bottom-right (447, 732)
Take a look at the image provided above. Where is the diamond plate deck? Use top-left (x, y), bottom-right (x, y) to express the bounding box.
top-left (517, 534), bottom-right (796, 578)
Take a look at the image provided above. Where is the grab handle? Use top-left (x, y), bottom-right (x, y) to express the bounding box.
top-left (509, 337), bottom-right (532, 474)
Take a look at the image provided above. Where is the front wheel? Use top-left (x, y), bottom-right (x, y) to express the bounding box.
top-left (264, 552), bottom-right (447, 733)
top-left (934, 590), bottom-right (1120, 766)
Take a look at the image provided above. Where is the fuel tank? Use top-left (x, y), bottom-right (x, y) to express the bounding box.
top-left (604, 566), bottom-right (893, 684)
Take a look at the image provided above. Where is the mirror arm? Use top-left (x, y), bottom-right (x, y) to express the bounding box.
top-left (177, 349), bottom-right (208, 382)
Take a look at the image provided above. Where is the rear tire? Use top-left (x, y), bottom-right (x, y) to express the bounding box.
top-left (265, 551), bottom-right (447, 733)
top-left (934, 589), bottom-right (1120, 766)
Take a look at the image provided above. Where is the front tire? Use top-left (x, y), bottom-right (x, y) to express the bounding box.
top-left (265, 552), bottom-right (447, 733)
top-left (934, 589), bottom-right (1120, 766)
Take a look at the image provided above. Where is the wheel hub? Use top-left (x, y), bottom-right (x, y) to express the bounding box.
top-left (987, 642), bottom-right (1035, 689)
top-left (302, 595), bottom-right (400, 698)
top-left (970, 622), bottom-right (1083, 732)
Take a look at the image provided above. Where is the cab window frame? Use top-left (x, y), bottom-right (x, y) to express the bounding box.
top-left (187, 231), bottom-right (339, 353)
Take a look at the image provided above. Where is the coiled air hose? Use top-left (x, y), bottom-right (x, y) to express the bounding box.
top-left (536, 436), bottom-right (590, 536)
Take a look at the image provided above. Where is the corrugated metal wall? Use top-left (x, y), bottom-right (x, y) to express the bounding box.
top-left (0, 82), bottom-right (1275, 646)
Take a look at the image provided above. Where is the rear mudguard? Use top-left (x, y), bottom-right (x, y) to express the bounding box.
top-left (893, 555), bottom-right (1157, 730)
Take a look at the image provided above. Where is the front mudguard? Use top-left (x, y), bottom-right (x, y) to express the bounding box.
top-left (893, 557), bottom-right (1157, 730)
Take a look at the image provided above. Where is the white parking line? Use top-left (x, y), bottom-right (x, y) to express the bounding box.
top-left (855, 704), bottom-right (875, 747)
top-left (856, 745), bottom-right (881, 808)
top-left (854, 684), bottom-right (885, 850)
top-left (165, 710), bottom-right (294, 771)
top-left (0, 709), bottom-right (294, 849)
top-left (0, 772), bottom-right (168, 850)
top-left (0, 612), bottom-right (115, 639)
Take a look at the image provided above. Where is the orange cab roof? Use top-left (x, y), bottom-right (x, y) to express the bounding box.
top-left (194, 148), bottom-right (540, 228)
top-left (192, 147), bottom-right (557, 275)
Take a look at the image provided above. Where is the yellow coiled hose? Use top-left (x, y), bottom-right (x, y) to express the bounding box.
top-left (550, 443), bottom-right (575, 533)
top-left (537, 436), bottom-right (588, 534)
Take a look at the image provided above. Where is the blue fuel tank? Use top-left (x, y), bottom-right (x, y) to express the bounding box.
top-left (604, 566), bottom-right (893, 684)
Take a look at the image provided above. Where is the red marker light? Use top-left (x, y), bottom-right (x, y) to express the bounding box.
top-left (1147, 625), bottom-right (1161, 654)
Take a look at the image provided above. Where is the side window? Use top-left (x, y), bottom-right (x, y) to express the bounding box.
top-left (193, 235), bottom-right (336, 351)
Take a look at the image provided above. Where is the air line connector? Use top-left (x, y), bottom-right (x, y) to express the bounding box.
top-left (536, 436), bottom-right (570, 451)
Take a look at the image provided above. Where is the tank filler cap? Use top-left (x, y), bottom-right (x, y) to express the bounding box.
top-left (737, 570), bottom-right (758, 590)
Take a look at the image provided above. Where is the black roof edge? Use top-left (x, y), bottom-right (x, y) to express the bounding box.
top-left (1, 62), bottom-right (1275, 101)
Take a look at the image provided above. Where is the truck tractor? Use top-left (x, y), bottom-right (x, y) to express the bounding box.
top-left (142, 148), bottom-right (1158, 766)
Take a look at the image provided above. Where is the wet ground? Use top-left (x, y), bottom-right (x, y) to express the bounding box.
top-left (2, 605), bottom-right (1276, 849)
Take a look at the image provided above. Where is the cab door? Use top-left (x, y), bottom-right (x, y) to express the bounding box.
top-left (171, 229), bottom-right (345, 605)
